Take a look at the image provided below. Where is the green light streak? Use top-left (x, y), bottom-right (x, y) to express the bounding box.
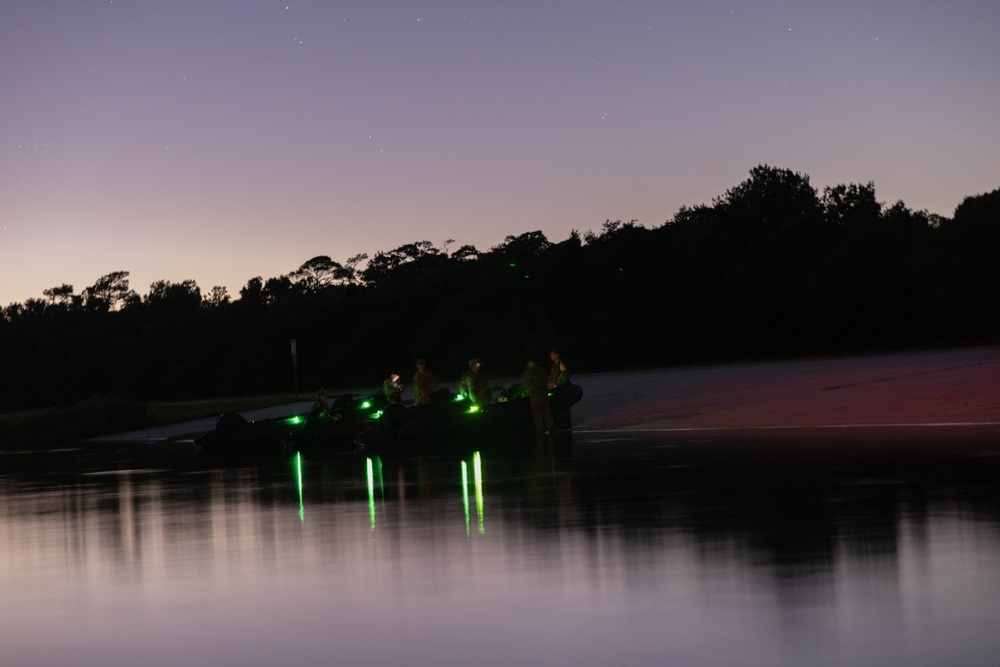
top-left (296, 452), bottom-right (304, 522)
top-left (374, 456), bottom-right (384, 506)
top-left (367, 457), bottom-right (376, 532)
top-left (461, 460), bottom-right (470, 539)
top-left (473, 451), bottom-right (484, 534)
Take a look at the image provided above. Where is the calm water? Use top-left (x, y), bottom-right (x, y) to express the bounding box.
top-left (3, 429), bottom-right (1000, 667)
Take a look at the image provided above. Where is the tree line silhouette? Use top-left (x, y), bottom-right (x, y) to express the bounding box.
top-left (2, 165), bottom-right (998, 410)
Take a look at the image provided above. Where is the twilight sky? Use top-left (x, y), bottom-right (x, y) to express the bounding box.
top-left (3, 0), bottom-right (998, 307)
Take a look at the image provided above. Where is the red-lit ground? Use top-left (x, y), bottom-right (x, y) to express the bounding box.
top-left (90, 346), bottom-right (1000, 448)
top-left (574, 346), bottom-right (1000, 431)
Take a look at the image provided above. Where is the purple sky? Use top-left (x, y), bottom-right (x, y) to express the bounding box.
top-left (3, 1), bottom-right (998, 307)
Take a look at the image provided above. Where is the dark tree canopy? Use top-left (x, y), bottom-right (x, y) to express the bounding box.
top-left (2, 165), bottom-right (998, 410)
top-left (83, 271), bottom-right (137, 312)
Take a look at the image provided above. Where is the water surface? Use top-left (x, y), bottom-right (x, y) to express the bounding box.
top-left (3, 427), bottom-right (1000, 666)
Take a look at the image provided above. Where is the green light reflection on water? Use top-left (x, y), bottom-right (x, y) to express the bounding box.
top-left (460, 452), bottom-right (485, 536)
top-left (461, 460), bottom-right (470, 538)
top-left (366, 456), bottom-right (384, 533)
top-left (473, 451), bottom-right (484, 534)
top-left (295, 451), bottom-right (304, 522)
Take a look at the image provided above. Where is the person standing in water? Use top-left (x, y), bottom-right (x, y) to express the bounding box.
top-left (523, 359), bottom-right (554, 435)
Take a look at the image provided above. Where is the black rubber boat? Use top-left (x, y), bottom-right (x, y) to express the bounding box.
top-left (193, 393), bottom-right (383, 462)
top-left (353, 383), bottom-right (583, 457)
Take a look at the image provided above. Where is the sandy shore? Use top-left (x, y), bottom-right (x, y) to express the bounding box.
top-left (88, 346), bottom-right (1000, 444)
top-left (572, 346), bottom-right (1000, 431)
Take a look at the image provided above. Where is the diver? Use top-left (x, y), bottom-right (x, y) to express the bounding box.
top-left (459, 358), bottom-right (490, 406)
top-left (548, 350), bottom-right (568, 389)
top-left (311, 388), bottom-right (331, 414)
top-left (412, 359), bottom-right (437, 405)
top-left (555, 360), bottom-right (571, 387)
top-left (523, 359), bottom-right (554, 435)
top-left (383, 372), bottom-right (403, 404)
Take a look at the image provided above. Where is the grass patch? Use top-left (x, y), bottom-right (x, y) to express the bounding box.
top-left (0, 393), bottom-right (303, 448)
top-left (143, 394), bottom-right (302, 425)
top-left (0, 396), bottom-right (156, 449)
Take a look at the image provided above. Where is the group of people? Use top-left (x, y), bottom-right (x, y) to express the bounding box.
top-left (378, 350), bottom-right (571, 436)
top-left (522, 350), bottom-right (571, 435)
top-left (382, 358), bottom-right (439, 406)
top-left (380, 357), bottom-right (487, 407)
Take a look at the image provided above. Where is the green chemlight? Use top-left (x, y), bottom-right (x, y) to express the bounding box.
top-left (361, 400), bottom-right (372, 409)
top-left (466, 405), bottom-right (480, 414)
top-left (454, 393), bottom-right (465, 402)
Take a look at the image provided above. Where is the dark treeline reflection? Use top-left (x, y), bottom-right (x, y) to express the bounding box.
top-left (3, 165), bottom-right (999, 408)
top-left (566, 432), bottom-right (1000, 573)
top-left (5, 438), bottom-right (1000, 587)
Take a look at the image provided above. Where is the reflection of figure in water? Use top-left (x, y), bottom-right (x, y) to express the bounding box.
top-left (523, 359), bottom-right (554, 435)
top-left (383, 372), bottom-right (403, 404)
top-left (412, 359), bottom-right (437, 405)
top-left (312, 388), bottom-right (331, 413)
top-left (459, 358), bottom-right (490, 406)
top-left (548, 350), bottom-right (568, 389)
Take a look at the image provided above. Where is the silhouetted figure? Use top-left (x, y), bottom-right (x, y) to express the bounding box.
top-left (383, 372), bottom-right (403, 404)
top-left (459, 358), bottom-right (489, 406)
top-left (549, 350), bottom-right (568, 389)
top-left (555, 361), bottom-right (571, 386)
top-left (412, 359), bottom-right (437, 405)
top-left (311, 388), bottom-right (331, 413)
top-left (523, 359), bottom-right (554, 435)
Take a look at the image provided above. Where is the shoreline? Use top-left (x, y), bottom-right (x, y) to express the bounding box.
top-left (76, 345), bottom-right (1000, 446)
